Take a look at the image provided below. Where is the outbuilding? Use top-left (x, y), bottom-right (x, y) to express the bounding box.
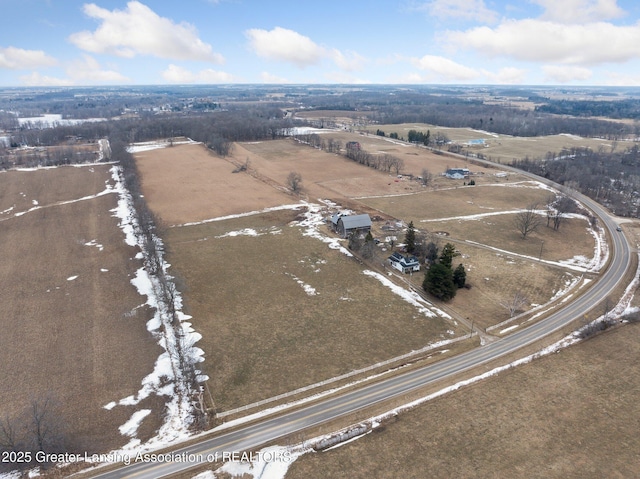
top-left (332, 213), bottom-right (372, 238)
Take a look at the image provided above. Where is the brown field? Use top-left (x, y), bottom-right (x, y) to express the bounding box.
top-left (136, 140), bottom-right (603, 413)
top-left (398, 242), bottom-right (583, 331)
top-left (0, 165), bottom-right (162, 454)
top-left (286, 322), bottom-right (640, 479)
top-left (135, 143), bottom-right (293, 225)
top-left (365, 123), bottom-right (614, 163)
top-left (164, 210), bottom-right (456, 410)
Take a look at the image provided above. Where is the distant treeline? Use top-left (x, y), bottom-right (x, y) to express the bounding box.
top-left (536, 99), bottom-right (640, 120)
top-left (297, 89), bottom-right (638, 139)
top-left (0, 105), bottom-right (297, 168)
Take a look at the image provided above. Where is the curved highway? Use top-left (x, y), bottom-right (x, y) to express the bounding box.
top-left (93, 166), bottom-right (632, 479)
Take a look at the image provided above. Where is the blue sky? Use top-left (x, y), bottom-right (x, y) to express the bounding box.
top-left (2, 0), bottom-right (640, 86)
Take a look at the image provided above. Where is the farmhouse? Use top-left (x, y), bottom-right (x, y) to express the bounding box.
top-left (331, 213), bottom-right (372, 238)
top-left (388, 252), bottom-right (421, 274)
top-left (346, 141), bottom-right (361, 151)
top-left (445, 168), bottom-right (470, 179)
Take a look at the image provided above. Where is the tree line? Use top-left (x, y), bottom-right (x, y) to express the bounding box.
top-left (512, 145), bottom-right (640, 217)
top-left (110, 131), bottom-right (209, 430)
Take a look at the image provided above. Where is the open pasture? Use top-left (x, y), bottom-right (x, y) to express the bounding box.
top-left (0, 164), bottom-right (108, 215)
top-left (359, 182), bottom-right (553, 222)
top-left (0, 165), bottom-right (162, 454)
top-left (287, 322), bottom-right (640, 479)
top-left (137, 141), bottom-right (605, 410)
top-left (164, 209), bottom-right (457, 411)
top-left (366, 123), bottom-right (613, 163)
top-left (135, 142), bottom-right (293, 226)
top-left (237, 140), bottom-right (426, 201)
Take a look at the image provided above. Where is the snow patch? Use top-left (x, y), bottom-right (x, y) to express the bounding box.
top-left (363, 270), bottom-right (450, 319)
top-left (119, 409), bottom-right (151, 437)
top-left (85, 239), bottom-right (104, 251)
top-left (105, 164), bottom-right (207, 453)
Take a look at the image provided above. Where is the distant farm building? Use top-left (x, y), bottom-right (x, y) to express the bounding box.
top-left (388, 252), bottom-right (421, 274)
top-left (445, 168), bottom-right (470, 179)
top-left (331, 213), bottom-right (372, 238)
top-left (346, 141), bottom-right (361, 151)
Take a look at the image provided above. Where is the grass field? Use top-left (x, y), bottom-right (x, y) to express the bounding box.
top-left (286, 322), bottom-right (640, 479)
top-left (0, 165), bottom-right (162, 455)
top-left (364, 122), bottom-right (614, 163)
top-left (164, 208), bottom-right (456, 410)
top-left (135, 140), bottom-right (604, 414)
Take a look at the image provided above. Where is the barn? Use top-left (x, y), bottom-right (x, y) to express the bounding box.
top-left (331, 213), bottom-right (372, 238)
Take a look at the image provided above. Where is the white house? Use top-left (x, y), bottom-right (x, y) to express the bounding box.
top-left (388, 252), bottom-right (421, 274)
top-left (445, 168), bottom-right (470, 179)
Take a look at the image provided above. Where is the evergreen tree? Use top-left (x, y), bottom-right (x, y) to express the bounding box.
top-left (405, 221), bottom-right (416, 254)
top-left (453, 263), bottom-right (466, 288)
top-left (423, 263), bottom-right (456, 301)
top-left (439, 243), bottom-right (459, 269)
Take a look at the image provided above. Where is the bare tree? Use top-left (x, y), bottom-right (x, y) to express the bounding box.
top-left (28, 396), bottom-right (65, 454)
top-left (0, 416), bottom-right (18, 452)
top-left (552, 194), bottom-right (577, 231)
top-left (515, 203), bottom-right (542, 239)
top-left (500, 291), bottom-right (529, 317)
top-left (287, 171), bottom-right (303, 193)
top-left (420, 168), bottom-right (433, 186)
top-left (391, 157), bottom-right (405, 175)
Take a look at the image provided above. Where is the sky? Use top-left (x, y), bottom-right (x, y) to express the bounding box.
top-left (2, 0), bottom-right (640, 87)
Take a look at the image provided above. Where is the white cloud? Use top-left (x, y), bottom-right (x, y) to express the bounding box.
top-left (412, 55), bottom-right (479, 81)
top-left (245, 27), bottom-right (325, 68)
top-left (245, 27), bottom-right (365, 73)
top-left (68, 54), bottom-right (129, 83)
top-left (69, 1), bottom-right (223, 63)
top-left (542, 65), bottom-right (593, 83)
top-left (532, 0), bottom-right (625, 24)
top-left (0, 46), bottom-right (57, 70)
top-left (331, 49), bottom-right (366, 72)
top-left (446, 19), bottom-right (640, 65)
top-left (419, 0), bottom-right (499, 23)
top-left (19, 72), bottom-right (73, 86)
top-left (483, 67), bottom-right (528, 84)
top-left (604, 71), bottom-right (640, 86)
top-left (260, 71), bottom-right (288, 83)
top-left (161, 64), bottom-right (234, 83)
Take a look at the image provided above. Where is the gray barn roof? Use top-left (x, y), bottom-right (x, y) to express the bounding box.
top-left (338, 214), bottom-right (372, 230)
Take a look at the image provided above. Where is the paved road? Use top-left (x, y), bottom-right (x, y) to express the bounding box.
top-left (93, 164), bottom-right (631, 479)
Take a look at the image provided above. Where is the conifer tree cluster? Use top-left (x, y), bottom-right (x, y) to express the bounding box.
top-left (423, 242), bottom-right (466, 301)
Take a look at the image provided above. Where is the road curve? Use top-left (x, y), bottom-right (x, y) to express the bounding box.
top-left (92, 167), bottom-right (631, 479)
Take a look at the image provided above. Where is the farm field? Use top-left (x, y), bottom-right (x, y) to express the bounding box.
top-left (135, 139), bottom-right (604, 414)
top-left (364, 122), bottom-right (614, 163)
top-left (286, 322), bottom-right (640, 479)
top-left (0, 165), bottom-right (163, 456)
top-left (164, 211), bottom-right (455, 410)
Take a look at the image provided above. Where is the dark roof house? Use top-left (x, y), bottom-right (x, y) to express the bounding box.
top-left (445, 168), bottom-right (470, 179)
top-left (388, 252), bottom-right (421, 273)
